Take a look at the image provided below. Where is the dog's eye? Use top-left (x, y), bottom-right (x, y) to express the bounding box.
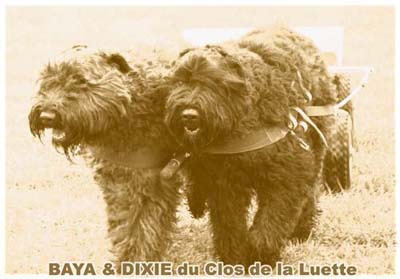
top-left (66, 96), bottom-right (76, 101)
top-left (65, 93), bottom-right (79, 100)
top-left (71, 73), bottom-right (87, 84)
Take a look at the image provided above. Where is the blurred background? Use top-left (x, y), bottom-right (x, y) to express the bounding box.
top-left (6, 6), bottom-right (395, 274)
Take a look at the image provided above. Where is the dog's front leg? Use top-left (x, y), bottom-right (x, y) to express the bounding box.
top-left (207, 175), bottom-right (253, 267)
top-left (95, 168), bottom-right (180, 273)
top-left (248, 141), bottom-right (318, 267)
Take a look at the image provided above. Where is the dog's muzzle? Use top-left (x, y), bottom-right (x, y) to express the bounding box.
top-left (34, 110), bottom-right (66, 142)
top-left (181, 108), bottom-right (200, 135)
top-left (39, 111), bottom-right (59, 128)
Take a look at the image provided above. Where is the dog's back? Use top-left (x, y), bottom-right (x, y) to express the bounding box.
top-left (239, 26), bottom-right (338, 106)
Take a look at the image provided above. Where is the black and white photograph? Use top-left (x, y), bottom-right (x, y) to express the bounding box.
top-left (3, 2), bottom-right (396, 276)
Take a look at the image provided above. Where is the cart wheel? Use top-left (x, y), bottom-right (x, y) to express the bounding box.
top-left (333, 73), bottom-right (356, 147)
top-left (323, 109), bottom-right (352, 192)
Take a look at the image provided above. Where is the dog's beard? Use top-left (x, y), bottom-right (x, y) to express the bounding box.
top-left (29, 97), bottom-right (128, 159)
top-left (165, 84), bottom-right (241, 152)
top-left (180, 127), bottom-right (207, 151)
top-left (29, 108), bottom-right (86, 158)
top-left (165, 107), bottom-right (234, 152)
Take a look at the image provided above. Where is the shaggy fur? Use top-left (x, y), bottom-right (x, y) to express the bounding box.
top-left (29, 50), bottom-right (180, 270)
top-left (165, 26), bottom-right (339, 266)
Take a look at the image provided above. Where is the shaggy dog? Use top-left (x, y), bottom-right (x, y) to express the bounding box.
top-left (28, 49), bottom-right (179, 270)
top-left (165, 26), bottom-right (340, 266)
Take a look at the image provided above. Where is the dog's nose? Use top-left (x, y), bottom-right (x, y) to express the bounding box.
top-left (40, 111), bottom-right (56, 120)
top-left (181, 109), bottom-right (200, 131)
top-left (39, 111), bottom-right (57, 126)
top-left (181, 109), bottom-right (199, 121)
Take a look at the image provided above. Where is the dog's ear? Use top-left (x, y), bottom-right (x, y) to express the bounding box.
top-left (222, 74), bottom-right (246, 94)
top-left (170, 48), bottom-right (195, 67)
top-left (222, 55), bottom-right (246, 93)
top-left (103, 53), bottom-right (132, 74)
top-left (179, 48), bottom-right (195, 58)
top-left (206, 45), bottom-right (229, 57)
top-left (226, 55), bottom-right (245, 78)
top-left (206, 45), bottom-right (246, 86)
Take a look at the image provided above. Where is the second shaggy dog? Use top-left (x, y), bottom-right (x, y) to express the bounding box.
top-left (29, 49), bottom-right (179, 270)
top-left (165, 26), bottom-right (339, 267)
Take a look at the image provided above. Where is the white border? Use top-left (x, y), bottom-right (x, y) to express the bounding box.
top-left (1, 0), bottom-right (399, 6)
top-left (1, 1), bottom-right (398, 278)
top-left (0, 0), bottom-right (5, 277)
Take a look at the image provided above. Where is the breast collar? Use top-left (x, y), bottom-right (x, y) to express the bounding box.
top-left (88, 145), bottom-right (169, 169)
top-left (203, 126), bottom-right (290, 154)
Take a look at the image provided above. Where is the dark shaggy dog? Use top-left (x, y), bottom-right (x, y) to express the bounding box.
top-left (165, 26), bottom-right (339, 266)
top-left (28, 50), bottom-right (179, 269)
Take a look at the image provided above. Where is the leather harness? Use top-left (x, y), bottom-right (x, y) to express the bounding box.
top-left (89, 68), bottom-right (372, 179)
top-left (88, 146), bottom-right (170, 169)
top-left (87, 106), bottom-right (327, 180)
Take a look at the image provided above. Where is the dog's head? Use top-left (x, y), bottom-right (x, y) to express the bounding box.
top-left (165, 45), bottom-right (248, 151)
top-left (28, 50), bottom-right (132, 157)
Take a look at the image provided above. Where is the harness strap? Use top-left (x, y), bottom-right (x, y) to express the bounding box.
top-left (304, 105), bottom-right (337, 117)
top-left (336, 68), bottom-right (372, 108)
top-left (160, 152), bottom-right (191, 180)
top-left (304, 67), bottom-right (373, 117)
top-left (296, 70), bottom-right (313, 102)
top-left (204, 126), bottom-right (290, 154)
top-left (88, 146), bottom-right (169, 169)
top-left (292, 107), bottom-right (328, 147)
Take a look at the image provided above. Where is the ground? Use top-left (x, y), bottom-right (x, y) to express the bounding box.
top-left (5, 6), bottom-right (395, 275)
